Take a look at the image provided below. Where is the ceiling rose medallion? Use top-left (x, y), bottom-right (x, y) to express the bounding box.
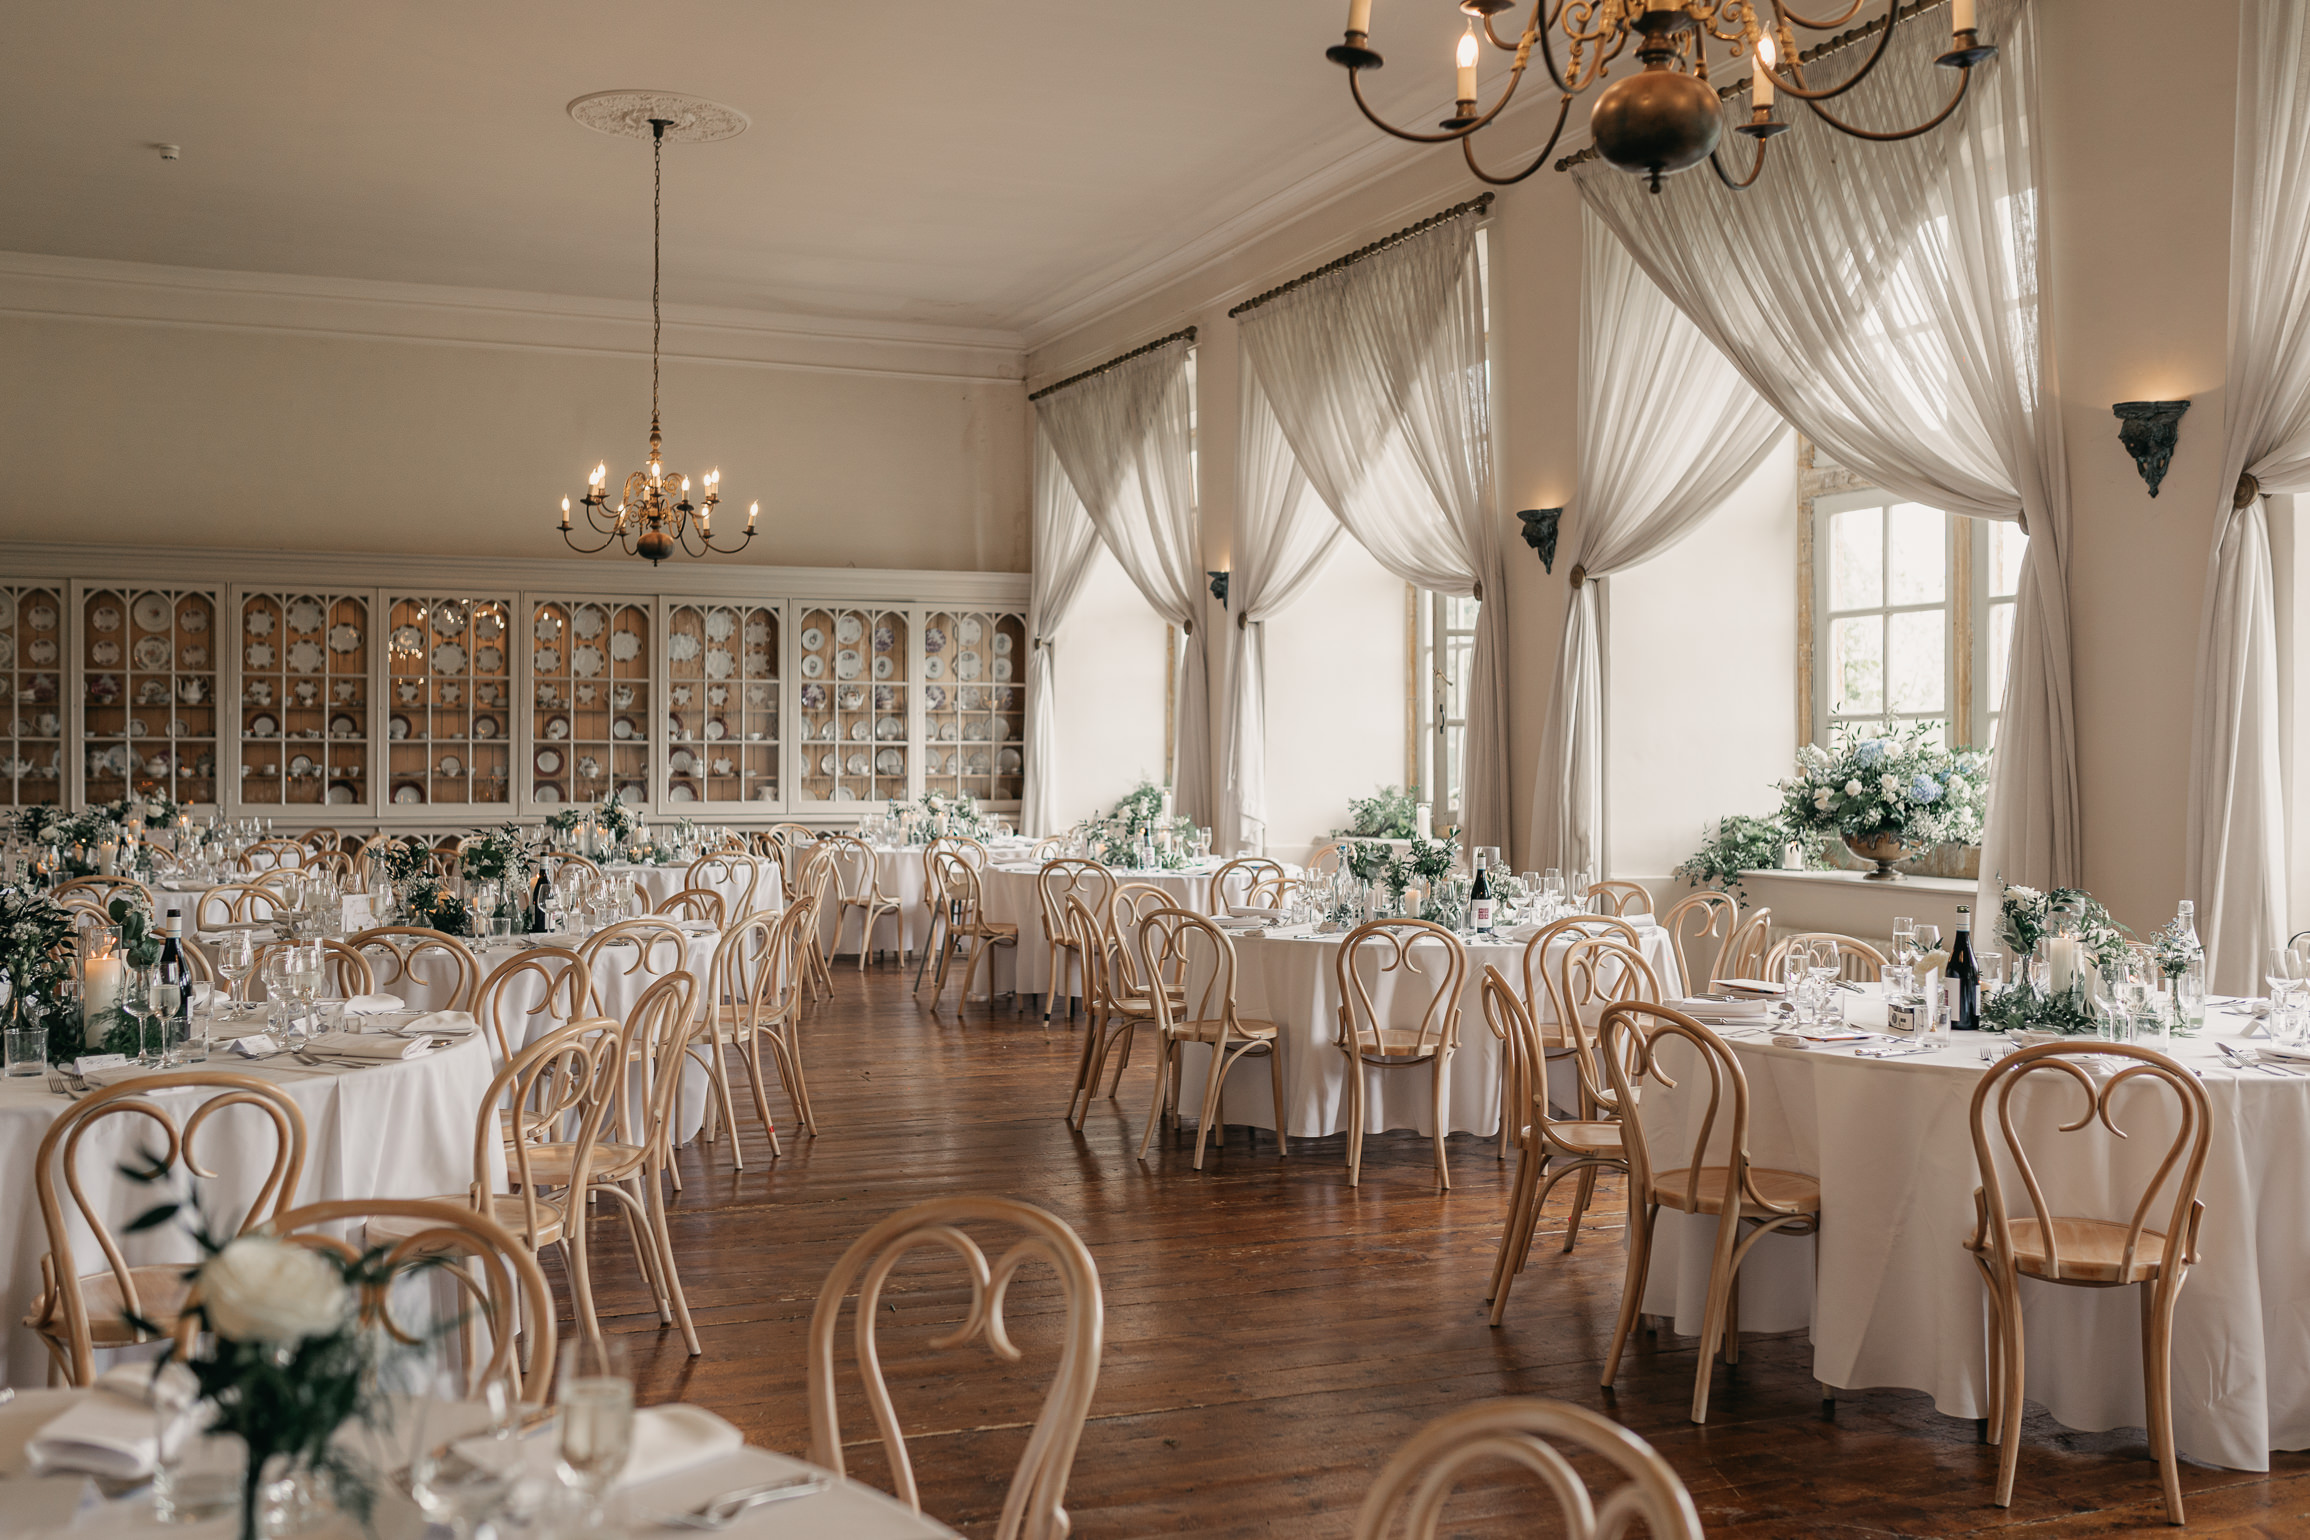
top-left (557, 91), bottom-right (759, 565)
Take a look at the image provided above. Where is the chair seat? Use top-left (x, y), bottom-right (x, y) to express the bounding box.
top-left (1165, 1016), bottom-right (1279, 1046)
top-left (1538, 1120), bottom-right (1624, 1158)
top-left (1650, 1166), bottom-right (1820, 1218)
top-left (1968, 1216), bottom-right (2172, 1284)
top-left (1351, 1027), bottom-right (1448, 1062)
top-left (524, 1141), bottom-right (647, 1184)
top-left (962, 923), bottom-right (1019, 942)
top-left (25, 1266), bottom-right (192, 1346)
top-left (366, 1193), bottom-right (566, 1250)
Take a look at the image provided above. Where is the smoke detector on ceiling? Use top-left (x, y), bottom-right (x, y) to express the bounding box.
top-left (154, 143), bottom-right (180, 162)
top-left (566, 91), bottom-right (749, 143)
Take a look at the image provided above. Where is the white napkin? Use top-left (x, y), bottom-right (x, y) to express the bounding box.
top-left (342, 993), bottom-right (406, 1015)
top-left (1676, 995), bottom-right (1767, 1019)
top-left (406, 1010), bottom-right (479, 1038)
top-left (674, 919), bottom-right (720, 935)
top-left (304, 1030), bottom-right (431, 1060)
top-left (1226, 906), bottom-right (1282, 920)
top-left (1717, 978), bottom-right (1788, 997)
top-left (615, 1404), bottom-right (747, 1491)
top-left (26, 1364), bottom-right (171, 1479)
top-left (2258, 1042), bottom-right (2310, 1064)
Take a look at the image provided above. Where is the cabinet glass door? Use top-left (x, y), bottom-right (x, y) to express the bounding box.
top-left (666, 601), bottom-right (780, 808)
top-left (83, 586), bottom-right (219, 809)
top-left (384, 595), bottom-right (513, 810)
top-left (793, 605), bottom-right (908, 806)
top-left (527, 597), bottom-right (650, 809)
top-left (235, 591), bottom-right (371, 811)
top-left (0, 587), bottom-right (67, 806)
top-left (921, 608), bottom-right (1026, 806)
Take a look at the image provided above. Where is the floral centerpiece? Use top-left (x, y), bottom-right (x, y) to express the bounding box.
top-left (1674, 812), bottom-right (1813, 902)
top-left (375, 836), bottom-right (470, 938)
top-left (0, 884), bottom-right (77, 1064)
top-left (2151, 911), bottom-right (2203, 983)
top-left (459, 822), bottom-right (539, 921)
top-left (1776, 725), bottom-right (1987, 879)
top-left (915, 789), bottom-right (991, 841)
top-left (1070, 781), bottom-right (1194, 867)
top-left (1979, 882), bottom-right (2142, 1037)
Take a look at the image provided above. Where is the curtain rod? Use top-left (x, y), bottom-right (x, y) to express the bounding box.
top-left (1552, 0), bottom-right (1948, 173)
top-left (1027, 326), bottom-right (1198, 402)
top-left (1228, 192), bottom-right (1496, 319)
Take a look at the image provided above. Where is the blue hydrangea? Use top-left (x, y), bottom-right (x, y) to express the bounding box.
top-left (1910, 774), bottom-right (1943, 803)
top-left (1854, 739), bottom-right (1888, 767)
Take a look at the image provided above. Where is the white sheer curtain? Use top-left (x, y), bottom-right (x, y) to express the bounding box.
top-left (1531, 212), bottom-right (1786, 875)
top-left (1022, 421), bottom-right (1106, 837)
top-left (1220, 362), bottom-right (1344, 855)
top-left (1572, 0), bottom-right (2075, 914)
top-left (1235, 208), bottom-right (1511, 850)
top-left (1034, 337), bottom-right (1212, 826)
top-left (2187, 0), bottom-right (2310, 990)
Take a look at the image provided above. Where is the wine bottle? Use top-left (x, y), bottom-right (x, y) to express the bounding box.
top-left (156, 902), bottom-right (190, 1044)
top-left (526, 866), bottom-right (551, 935)
top-left (1469, 851), bottom-right (1495, 935)
top-left (1948, 904), bottom-right (1980, 1030)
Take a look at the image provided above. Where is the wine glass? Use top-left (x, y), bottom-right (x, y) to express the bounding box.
top-left (396, 1367), bottom-right (520, 1540)
top-left (148, 963), bottom-right (185, 1066)
top-left (120, 966), bottom-right (158, 1066)
top-left (284, 944), bottom-right (324, 1041)
top-left (214, 930), bottom-right (254, 1019)
top-left (556, 1337), bottom-right (634, 1529)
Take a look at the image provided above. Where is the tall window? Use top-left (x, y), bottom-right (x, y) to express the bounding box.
top-left (1414, 590), bottom-right (1479, 831)
top-left (1806, 475), bottom-right (2026, 751)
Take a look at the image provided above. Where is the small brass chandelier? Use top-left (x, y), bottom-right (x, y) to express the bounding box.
top-left (560, 114), bottom-right (756, 564)
top-left (1326, 0), bottom-right (1996, 192)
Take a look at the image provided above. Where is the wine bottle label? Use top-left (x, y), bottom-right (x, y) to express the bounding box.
top-left (1472, 899), bottom-right (1494, 931)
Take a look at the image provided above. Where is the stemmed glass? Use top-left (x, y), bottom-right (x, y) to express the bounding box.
top-left (394, 1366), bottom-right (520, 1540)
top-left (1888, 916), bottom-right (1917, 996)
top-left (213, 930), bottom-right (254, 1021)
top-left (148, 961), bottom-right (186, 1065)
top-left (120, 966), bottom-right (159, 1066)
top-left (556, 1338), bottom-right (634, 1531)
top-left (284, 943), bottom-right (324, 1041)
top-left (1806, 938), bottom-right (1843, 1018)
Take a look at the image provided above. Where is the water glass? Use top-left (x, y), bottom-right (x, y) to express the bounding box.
top-left (556, 1338), bottom-right (634, 1526)
top-left (152, 1361), bottom-right (243, 1524)
top-left (5, 1021), bottom-right (45, 1078)
top-left (395, 1368), bottom-right (521, 1540)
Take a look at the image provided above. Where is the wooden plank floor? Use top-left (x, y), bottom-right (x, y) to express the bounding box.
top-left (561, 962), bottom-right (2310, 1537)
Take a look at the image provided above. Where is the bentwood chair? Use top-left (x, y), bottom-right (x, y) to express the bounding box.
top-left (1353, 1397), bottom-right (1703, 1540)
top-left (1586, 879), bottom-right (1654, 917)
top-left (1306, 840), bottom-right (1351, 877)
top-left (1029, 836), bottom-right (1065, 862)
top-left (1062, 893), bottom-right (1155, 1129)
top-left (911, 835), bottom-right (988, 993)
top-left (1718, 906), bottom-right (1774, 981)
top-left (1510, 915), bottom-right (1643, 1161)
top-left (346, 925), bottom-right (481, 1012)
top-left (1763, 932), bottom-right (1887, 984)
top-left (53, 876), bottom-right (152, 913)
top-left (792, 842), bottom-right (841, 1000)
top-left (808, 1197), bottom-right (1103, 1540)
top-left (1659, 889), bottom-right (1742, 990)
top-left (474, 945), bottom-right (591, 1064)
top-left (1208, 857), bottom-right (1284, 913)
top-left (265, 1198), bottom-right (557, 1404)
top-left (655, 887), bottom-right (726, 927)
top-left (927, 850), bottom-right (1016, 1016)
top-left (196, 881), bottom-right (281, 934)
top-left (1335, 918), bottom-right (1468, 1190)
top-left (27, 1073), bottom-right (307, 1385)
top-left (825, 833), bottom-right (903, 967)
top-left (697, 898), bottom-right (820, 1163)
top-left (1964, 1041), bottom-right (2211, 1524)
top-left (1136, 907), bottom-right (1287, 1168)
top-left (239, 836), bottom-right (310, 872)
top-left (1598, 1003), bottom-right (1823, 1423)
top-left (297, 826), bottom-right (341, 857)
top-left (686, 850), bottom-right (764, 920)
top-left (766, 821), bottom-right (821, 884)
top-left (1036, 859), bottom-right (1115, 1021)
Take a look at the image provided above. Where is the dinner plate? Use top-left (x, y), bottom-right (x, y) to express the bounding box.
top-left (704, 718), bottom-right (726, 741)
top-left (533, 783), bottom-right (560, 803)
top-left (90, 603), bottom-right (122, 633)
top-left (287, 641), bottom-right (324, 674)
top-left (387, 714), bottom-right (410, 740)
top-left (956, 650), bottom-right (981, 680)
top-left (846, 752), bottom-right (870, 776)
top-left (801, 626), bottom-right (826, 651)
top-left (544, 714), bottom-right (570, 741)
top-left (835, 650), bottom-right (862, 680)
top-left (744, 618), bottom-right (770, 645)
top-left (800, 683), bottom-right (827, 710)
top-left (535, 747), bottom-right (563, 775)
top-left (334, 680), bottom-right (359, 702)
top-left (27, 604), bottom-right (55, 630)
top-left (998, 747), bottom-right (1022, 773)
top-left (704, 647), bottom-right (734, 680)
top-left (836, 615), bottom-right (864, 645)
top-left (392, 625), bottom-right (424, 651)
top-left (609, 631), bottom-right (641, 663)
top-left (330, 712), bottom-right (360, 738)
top-left (90, 641), bottom-right (122, 666)
top-left (287, 753), bottom-right (316, 777)
top-left (328, 623), bottom-right (362, 653)
top-left (440, 681), bottom-right (461, 706)
top-left (873, 624), bottom-right (894, 654)
top-left (993, 658), bottom-right (1013, 681)
top-left (250, 610), bottom-right (285, 644)
top-left (135, 594), bottom-right (176, 631)
top-left (473, 608), bottom-right (505, 640)
top-left (875, 715), bottom-right (903, 741)
top-left (993, 632), bottom-right (1014, 655)
top-left (819, 752), bottom-right (837, 776)
top-left (800, 654), bottom-right (824, 678)
top-left (848, 719), bottom-right (869, 742)
top-left (924, 685), bottom-right (946, 710)
top-left (670, 632), bottom-right (701, 663)
top-left (704, 609), bottom-right (736, 641)
top-left (876, 748), bottom-right (904, 776)
top-left (432, 643), bottom-right (467, 675)
top-left (873, 656), bottom-right (894, 680)
top-left (923, 656), bottom-right (945, 680)
top-left (134, 636), bottom-right (172, 670)
top-left (286, 600), bottom-right (326, 633)
top-left (534, 612), bottom-right (561, 643)
top-left (177, 600), bottom-right (209, 633)
top-left (395, 782), bottom-right (426, 804)
top-left (571, 644), bottom-right (604, 678)
top-left (472, 714), bottom-right (500, 739)
top-left (248, 713), bottom-right (278, 738)
top-left (571, 604), bottom-right (606, 639)
top-left (437, 754), bottom-right (463, 777)
top-left (246, 642), bottom-right (274, 668)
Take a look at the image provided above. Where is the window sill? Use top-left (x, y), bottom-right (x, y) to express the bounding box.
top-left (1737, 867), bottom-right (1976, 895)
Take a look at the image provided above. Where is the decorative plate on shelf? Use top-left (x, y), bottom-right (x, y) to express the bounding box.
top-left (847, 752), bottom-right (870, 777)
top-left (327, 781), bottom-right (358, 805)
top-left (432, 643), bottom-right (467, 675)
top-left (571, 645), bottom-right (604, 678)
top-left (473, 714), bottom-right (500, 740)
top-left (876, 748), bottom-right (904, 777)
top-left (668, 781), bottom-right (697, 803)
top-left (90, 604), bottom-right (123, 633)
top-left (964, 720), bottom-right (988, 742)
top-left (396, 680), bottom-right (421, 704)
top-left (800, 654), bottom-right (824, 679)
top-left (958, 617), bottom-right (984, 645)
top-left (743, 618), bottom-right (770, 646)
top-left (246, 643), bottom-right (275, 669)
top-left (665, 710), bottom-right (686, 738)
top-left (746, 683), bottom-right (773, 708)
top-left (999, 748), bottom-right (1022, 773)
top-left (875, 715), bottom-right (903, 742)
top-left (394, 782), bottom-right (426, 805)
top-left (670, 748), bottom-right (696, 774)
top-left (533, 783), bottom-right (560, 804)
top-left (534, 612), bottom-right (562, 643)
top-left (90, 641), bottom-right (122, 667)
top-left (923, 656), bottom-right (945, 680)
top-left (180, 644), bottom-right (208, 670)
top-left (533, 647), bottom-right (560, 674)
top-left (706, 685), bottom-right (728, 707)
top-left (711, 755), bottom-right (734, 776)
top-left (431, 600), bottom-right (467, 635)
top-left (924, 685), bottom-right (946, 710)
top-left (177, 600), bottom-right (210, 633)
top-left (835, 649), bottom-right (862, 681)
top-left (28, 604), bottom-right (56, 630)
top-left (286, 600), bottom-right (326, 633)
top-left (441, 681), bottom-right (461, 706)
top-left (957, 687), bottom-right (981, 711)
top-left (439, 754), bottom-right (463, 778)
top-left (872, 656), bottom-right (894, 680)
top-left (611, 716), bottom-right (636, 740)
top-left (800, 626), bottom-right (825, 651)
top-left (924, 626), bottom-right (946, 653)
top-left (536, 683), bottom-right (559, 707)
top-left (287, 641), bottom-right (324, 674)
top-left (609, 631), bottom-right (641, 664)
top-left (704, 647), bottom-right (734, 680)
top-left (819, 752), bottom-right (837, 776)
top-left (574, 683), bottom-right (596, 705)
top-left (474, 646), bottom-right (502, 673)
top-left (328, 623), bottom-right (361, 654)
top-left (473, 682), bottom-right (498, 706)
top-left (473, 608), bottom-right (504, 639)
top-left (704, 610), bottom-right (736, 641)
top-left (249, 713), bottom-right (278, 738)
top-left (836, 615), bottom-right (864, 645)
top-left (800, 683), bottom-right (827, 711)
top-left (288, 753), bottom-right (316, 778)
top-left (743, 647), bottom-right (768, 674)
top-left (292, 680), bottom-right (318, 705)
top-left (243, 679), bottom-right (272, 707)
top-left (331, 713), bottom-right (360, 738)
top-left (387, 714), bottom-right (411, 741)
top-left (535, 748), bottom-right (564, 776)
top-left (993, 631), bottom-right (1014, 655)
top-left (955, 650), bottom-right (981, 680)
top-left (244, 607), bottom-right (276, 638)
top-left (848, 719), bottom-right (870, 742)
top-left (669, 632), bottom-right (701, 663)
top-left (873, 625), bottom-right (894, 654)
top-left (392, 625), bottom-right (424, 651)
top-left (570, 604), bottom-right (606, 639)
top-left (993, 658), bottom-right (1013, 681)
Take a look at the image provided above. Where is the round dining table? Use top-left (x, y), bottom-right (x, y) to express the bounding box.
top-left (0, 1032), bottom-right (498, 1389)
top-left (1170, 918), bottom-right (1685, 1142)
top-left (977, 860), bottom-right (1224, 1003)
top-left (1635, 1002), bottom-right (2310, 1471)
top-left (817, 841), bottom-right (1041, 962)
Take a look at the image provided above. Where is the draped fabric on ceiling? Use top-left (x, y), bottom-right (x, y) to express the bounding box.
top-left (1219, 360), bottom-right (1343, 856)
top-left (1531, 212), bottom-right (1786, 876)
top-left (1021, 421), bottom-right (1106, 837)
top-left (1234, 208), bottom-right (1511, 852)
top-left (1571, 0), bottom-right (2074, 920)
top-left (2188, 0), bottom-right (2310, 991)
top-left (1034, 337), bottom-right (1212, 827)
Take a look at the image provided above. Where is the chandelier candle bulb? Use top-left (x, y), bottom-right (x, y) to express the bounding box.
top-left (1953, 0), bottom-right (1975, 33)
top-left (1752, 36), bottom-right (1775, 107)
top-left (1455, 26), bottom-right (1478, 103)
top-left (1346, 0), bottom-right (1371, 34)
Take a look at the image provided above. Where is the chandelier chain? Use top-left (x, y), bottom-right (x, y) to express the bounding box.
top-left (652, 119), bottom-right (663, 432)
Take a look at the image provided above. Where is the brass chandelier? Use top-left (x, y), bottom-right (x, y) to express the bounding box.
top-left (560, 115), bottom-right (756, 564)
top-left (1326, 0), bottom-right (1997, 191)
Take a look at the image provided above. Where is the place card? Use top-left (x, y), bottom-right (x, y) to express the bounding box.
top-left (72, 1053), bottom-right (130, 1077)
top-left (230, 1034), bottom-right (281, 1057)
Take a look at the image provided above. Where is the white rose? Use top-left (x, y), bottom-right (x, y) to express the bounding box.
top-left (1813, 788), bottom-right (1833, 811)
top-left (197, 1236), bottom-right (352, 1345)
top-left (1881, 774), bottom-right (1903, 799)
top-left (1843, 779), bottom-right (1864, 797)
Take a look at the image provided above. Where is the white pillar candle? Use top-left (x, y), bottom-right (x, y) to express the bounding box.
top-left (84, 955), bottom-right (122, 1041)
top-left (1415, 802), bottom-right (1433, 841)
top-left (2047, 935), bottom-right (2078, 994)
top-left (1752, 34), bottom-right (1776, 106)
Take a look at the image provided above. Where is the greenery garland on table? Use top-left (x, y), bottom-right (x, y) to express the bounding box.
top-left (375, 836), bottom-right (471, 938)
top-left (1976, 881), bottom-right (2156, 1037)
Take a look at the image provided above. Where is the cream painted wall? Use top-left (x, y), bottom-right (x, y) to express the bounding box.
top-left (0, 312), bottom-right (1029, 572)
top-left (1045, 546), bottom-right (1169, 831)
top-left (1259, 537), bottom-right (1408, 861)
top-left (1605, 434), bottom-right (1799, 878)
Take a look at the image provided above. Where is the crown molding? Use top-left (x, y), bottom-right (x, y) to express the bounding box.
top-left (0, 250), bottom-right (1027, 386)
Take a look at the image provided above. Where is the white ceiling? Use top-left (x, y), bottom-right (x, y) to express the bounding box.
top-left (0, 1), bottom-right (1488, 345)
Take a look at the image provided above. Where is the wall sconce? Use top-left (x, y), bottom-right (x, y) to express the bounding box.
top-left (2112, 400), bottom-right (2189, 498)
top-left (1206, 569), bottom-right (1229, 607)
top-left (1517, 508), bottom-right (1564, 572)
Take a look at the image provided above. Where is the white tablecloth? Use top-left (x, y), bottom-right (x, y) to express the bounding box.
top-left (1636, 1006), bottom-right (2310, 1470)
top-left (980, 862), bottom-right (1221, 1000)
top-left (1174, 921), bottom-right (1684, 1140)
top-left (0, 1036), bottom-right (497, 1388)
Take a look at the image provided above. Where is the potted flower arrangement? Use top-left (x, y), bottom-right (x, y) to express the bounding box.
top-left (1776, 725), bottom-right (1987, 880)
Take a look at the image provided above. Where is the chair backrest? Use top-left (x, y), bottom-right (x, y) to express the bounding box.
top-left (1109, 882), bottom-right (1178, 998)
top-left (577, 917), bottom-right (694, 1015)
top-left (925, 834), bottom-right (988, 876)
top-left (821, 835), bottom-right (884, 909)
top-left (543, 852), bottom-right (603, 887)
top-left (1659, 890), bottom-right (1741, 991)
top-left (34, 1073), bottom-right (307, 1383)
top-left (344, 926), bottom-right (481, 1012)
top-left (686, 851), bottom-right (762, 917)
top-left (298, 827), bottom-right (341, 855)
top-left (1334, 919), bottom-right (1467, 1059)
top-left (1247, 871), bottom-right (1301, 910)
top-left (249, 939), bottom-right (375, 1001)
top-left (1306, 840), bottom-right (1351, 876)
top-left (1479, 967), bottom-right (1547, 1150)
top-left (656, 887), bottom-right (726, 927)
top-left (303, 849), bottom-right (356, 885)
top-left (239, 837), bottom-right (310, 872)
top-left (1517, 916), bottom-right (1642, 1052)
top-left (1138, 907), bottom-right (1244, 1040)
top-left (807, 1197), bottom-right (1103, 1540)
top-left (1037, 859), bottom-right (1115, 943)
top-left (1586, 879), bottom-right (1653, 917)
top-left (1029, 837), bottom-right (1064, 862)
top-left (261, 1198), bottom-right (555, 1402)
top-left (1208, 858), bottom-right (1283, 913)
top-left (1969, 1041), bottom-right (2211, 1284)
top-left (54, 876), bottom-right (151, 913)
top-left (196, 882), bottom-right (280, 932)
top-left (1762, 931), bottom-right (1886, 984)
top-left (709, 911), bottom-right (789, 1037)
top-left (1059, 894), bottom-right (1119, 1013)
top-left (1718, 905), bottom-right (1773, 980)
top-left (490, 1015), bottom-right (618, 1241)
top-left (934, 849), bottom-right (992, 928)
top-left (1352, 1397), bottom-right (1703, 1540)
top-left (474, 945), bottom-right (591, 1062)
top-left (1597, 1003), bottom-right (1794, 1222)
top-left (1547, 937), bottom-right (1663, 1115)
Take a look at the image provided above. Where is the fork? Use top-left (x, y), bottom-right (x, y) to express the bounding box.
top-left (653, 1474), bottom-right (830, 1529)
